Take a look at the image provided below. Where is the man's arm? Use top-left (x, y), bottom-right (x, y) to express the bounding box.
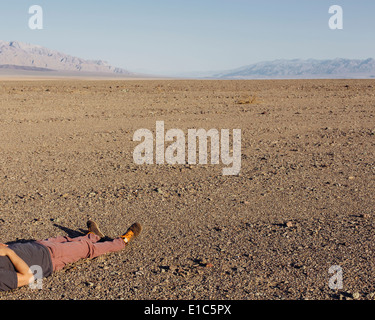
top-left (0, 244), bottom-right (34, 287)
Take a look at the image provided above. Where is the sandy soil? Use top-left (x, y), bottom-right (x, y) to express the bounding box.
top-left (0, 79), bottom-right (374, 300)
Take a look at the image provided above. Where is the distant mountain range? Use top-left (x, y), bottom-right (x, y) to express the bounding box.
top-left (1, 41), bottom-right (374, 79)
top-left (0, 40), bottom-right (133, 76)
top-left (213, 58), bottom-right (375, 79)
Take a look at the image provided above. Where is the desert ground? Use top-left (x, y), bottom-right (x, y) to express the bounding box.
top-left (0, 78), bottom-right (374, 300)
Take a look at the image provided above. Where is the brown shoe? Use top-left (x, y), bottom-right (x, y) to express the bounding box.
top-left (87, 220), bottom-right (105, 238)
top-left (121, 222), bottom-right (142, 244)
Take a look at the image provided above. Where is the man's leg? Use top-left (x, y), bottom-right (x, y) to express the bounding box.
top-left (38, 222), bottom-right (141, 271)
top-left (37, 233), bottom-right (100, 271)
top-left (86, 221), bottom-right (142, 258)
top-left (38, 233), bottom-right (98, 245)
top-left (37, 220), bottom-right (105, 247)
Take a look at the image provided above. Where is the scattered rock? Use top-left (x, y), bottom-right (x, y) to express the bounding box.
top-left (285, 221), bottom-right (293, 228)
top-left (169, 265), bottom-right (178, 272)
top-left (352, 292), bottom-right (361, 300)
top-left (154, 187), bottom-right (163, 194)
top-left (359, 213), bottom-right (371, 219)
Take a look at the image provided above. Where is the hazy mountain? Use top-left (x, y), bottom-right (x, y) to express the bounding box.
top-left (0, 40), bottom-right (133, 75)
top-left (213, 58), bottom-right (375, 79)
top-left (2, 41), bottom-right (374, 79)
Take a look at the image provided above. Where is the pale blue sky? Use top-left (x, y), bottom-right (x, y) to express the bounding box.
top-left (0, 0), bottom-right (374, 75)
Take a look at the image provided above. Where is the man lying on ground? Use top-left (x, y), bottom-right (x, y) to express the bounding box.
top-left (0, 220), bottom-right (142, 291)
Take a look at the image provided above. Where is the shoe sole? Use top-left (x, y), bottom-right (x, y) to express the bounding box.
top-left (87, 220), bottom-right (105, 238)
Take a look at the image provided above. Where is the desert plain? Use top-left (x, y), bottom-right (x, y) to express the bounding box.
top-left (0, 78), bottom-right (374, 300)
